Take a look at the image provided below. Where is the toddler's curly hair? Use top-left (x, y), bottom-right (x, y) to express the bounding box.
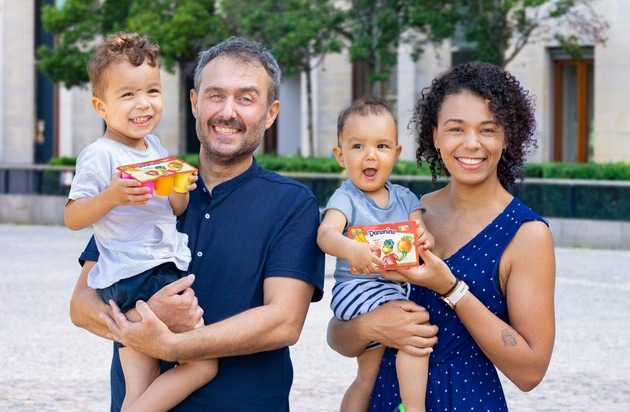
top-left (88, 32), bottom-right (160, 98)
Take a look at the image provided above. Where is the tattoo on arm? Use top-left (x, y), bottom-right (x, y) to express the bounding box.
top-left (501, 328), bottom-right (517, 347)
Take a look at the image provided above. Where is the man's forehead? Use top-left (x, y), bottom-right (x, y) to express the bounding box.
top-left (204, 56), bottom-right (264, 78)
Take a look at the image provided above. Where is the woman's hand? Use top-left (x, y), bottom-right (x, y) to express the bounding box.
top-left (381, 247), bottom-right (457, 296)
top-left (327, 300), bottom-right (438, 358)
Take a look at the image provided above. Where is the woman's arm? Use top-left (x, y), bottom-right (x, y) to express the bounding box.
top-left (383, 221), bottom-right (556, 391)
top-left (327, 300), bottom-right (438, 358)
top-left (455, 221), bottom-right (556, 391)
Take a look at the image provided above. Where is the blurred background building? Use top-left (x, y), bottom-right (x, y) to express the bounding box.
top-left (1, 0), bottom-right (629, 165)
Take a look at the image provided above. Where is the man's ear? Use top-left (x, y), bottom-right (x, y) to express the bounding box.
top-left (189, 89), bottom-right (198, 119)
top-left (332, 146), bottom-right (345, 169)
top-left (265, 100), bottom-right (281, 129)
top-left (91, 97), bottom-right (107, 120)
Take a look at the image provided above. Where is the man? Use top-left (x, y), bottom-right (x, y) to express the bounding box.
top-left (70, 36), bottom-right (325, 411)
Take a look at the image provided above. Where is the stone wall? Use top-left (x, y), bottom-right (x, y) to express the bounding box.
top-left (1, 194), bottom-right (627, 250)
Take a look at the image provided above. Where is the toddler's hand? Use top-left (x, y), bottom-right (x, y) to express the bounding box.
top-left (183, 172), bottom-right (198, 193)
top-left (107, 172), bottom-right (152, 206)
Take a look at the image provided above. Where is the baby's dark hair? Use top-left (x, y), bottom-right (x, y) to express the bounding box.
top-left (412, 61), bottom-right (537, 190)
top-left (337, 97), bottom-right (397, 144)
top-left (88, 32), bottom-right (160, 98)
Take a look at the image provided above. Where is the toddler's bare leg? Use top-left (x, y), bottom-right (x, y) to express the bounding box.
top-left (126, 359), bottom-right (218, 412)
top-left (119, 347), bottom-right (161, 412)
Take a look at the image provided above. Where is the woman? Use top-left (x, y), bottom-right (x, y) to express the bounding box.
top-left (328, 62), bottom-right (556, 411)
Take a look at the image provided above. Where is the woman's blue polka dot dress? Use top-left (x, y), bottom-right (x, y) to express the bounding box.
top-left (369, 198), bottom-right (546, 411)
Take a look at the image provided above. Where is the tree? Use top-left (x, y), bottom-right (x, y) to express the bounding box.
top-left (37, 0), bottom-right (227, 88)
top-left (339, 0), bottom-right (459, 97)
top-left (221, 0), bottom-right (345, 157)
top-left (339, 0), bottom-right (607, 97)
top-left (37, 0), bottom-right (229, 153)
top-left (455, 0), bottom-right (609, 67)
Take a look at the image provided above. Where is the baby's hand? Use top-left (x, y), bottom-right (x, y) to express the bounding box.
top-left (107, 172), bottom-right (152, 206)
top-left (348, 241), bottom-right (383, 275)
top-left (416, 227), bottom-right (433, 251)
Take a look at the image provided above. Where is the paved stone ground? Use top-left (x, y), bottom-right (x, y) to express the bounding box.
top-left (1, 223), bottom-right (629, 411)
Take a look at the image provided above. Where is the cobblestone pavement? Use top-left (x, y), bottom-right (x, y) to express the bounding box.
top-left (1, 224), bottom-right (629, 411)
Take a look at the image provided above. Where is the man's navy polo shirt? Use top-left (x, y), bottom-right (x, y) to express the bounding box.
top-left (80, 158), bottom-right (325, 411)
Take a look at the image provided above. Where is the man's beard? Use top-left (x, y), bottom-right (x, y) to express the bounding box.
top-left (197, 114), bottom-right (267, 166)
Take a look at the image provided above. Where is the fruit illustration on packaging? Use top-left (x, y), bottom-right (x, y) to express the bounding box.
top-left (346, 221), bottom-right (420, 273)
top-left (382, 239), bottom-right (394, 254)
top-left (370, 244), bottom-right (382, 258)
top-left (382, 254), bottom-right (398, 267)
top-left (396, 235), bottom-right (414, 260)
top-left (350, 228), bottom-right (369, 243)
top-left (168, 161), bottom-right (184, 171)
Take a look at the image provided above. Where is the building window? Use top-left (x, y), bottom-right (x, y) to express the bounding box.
top-left (552, 48), bottom-right (594, 163)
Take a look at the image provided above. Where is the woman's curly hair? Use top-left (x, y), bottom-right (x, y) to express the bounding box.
top-left (411, 61), bottom-right (537, 190)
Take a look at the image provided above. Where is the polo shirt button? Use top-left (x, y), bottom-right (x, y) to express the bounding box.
top-left (197, 251), bottom-right (203, 257)
top-left (205, 213), bottom-right (210, 219)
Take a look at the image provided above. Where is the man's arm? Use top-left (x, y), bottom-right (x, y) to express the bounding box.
top-left (70, 261), bottom-right (112, 338)
top-left (102, 276), bottom-right (315, 362)
top-left (70, 261), bottom-right (204, 337)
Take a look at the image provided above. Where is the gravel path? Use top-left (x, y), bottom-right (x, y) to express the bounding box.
top-left (1, 224), bottom-right (628, 411)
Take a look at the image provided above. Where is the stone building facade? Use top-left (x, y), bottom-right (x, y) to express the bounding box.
top-left (1, 0), bottom-right (629, 165)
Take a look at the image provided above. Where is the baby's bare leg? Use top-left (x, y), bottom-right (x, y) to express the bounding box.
top-left (340, 346), bottom-right (385, 412)
top-left (396, 349), bottom-right (429, 412)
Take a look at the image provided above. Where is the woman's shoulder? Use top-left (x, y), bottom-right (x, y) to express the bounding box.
top-left (508, 197), bottom-right (548, 226)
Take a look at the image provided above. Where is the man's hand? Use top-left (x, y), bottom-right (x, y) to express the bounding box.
top-left (101, 299), bottom-right (179, 362)
top-left (147, 274), bottom-right (204, 332)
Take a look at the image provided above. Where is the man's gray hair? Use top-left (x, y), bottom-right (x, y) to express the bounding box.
top-left (193, 36), bottom-right (281, 106)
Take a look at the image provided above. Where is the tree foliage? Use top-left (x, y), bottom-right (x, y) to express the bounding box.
top-left (455, 0), bottom-right (608, 67)
top-left (38, 0), bottom-right (608, 91)
top-left (37, 0), bottom-right (227, 88)
top-left (341, 0), bottom-right (458, 96)
top-left (36, 0), bottom-right (608, 157)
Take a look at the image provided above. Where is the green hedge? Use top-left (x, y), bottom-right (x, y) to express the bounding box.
top-left (524, 162), bottom-right (630, 180)
top-left (49, 154), bottom-right (630, 180)
top-left (45, 155), bottom-right (630, 220)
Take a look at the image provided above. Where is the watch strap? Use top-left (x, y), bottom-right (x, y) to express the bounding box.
top-left (440, 280), bottom-right (469, 309)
